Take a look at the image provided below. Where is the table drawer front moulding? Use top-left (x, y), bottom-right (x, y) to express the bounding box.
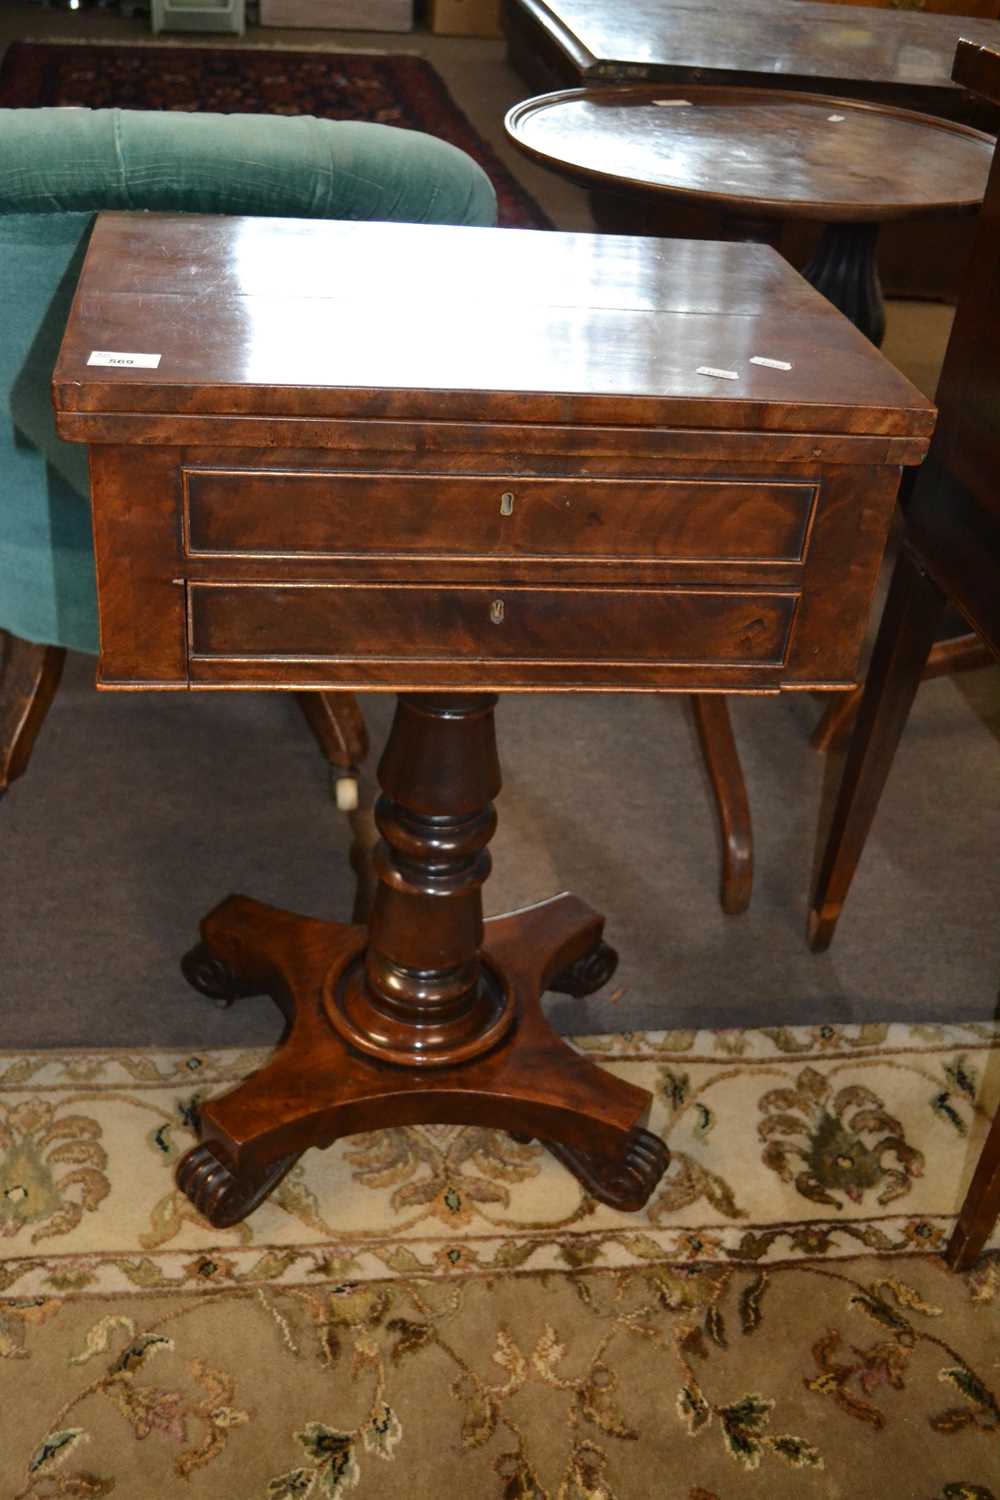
top-left (185, 581), bottom-right (799, 670)
top-left (182, 469), bottom-right (819, 566)
top-left (84, 448), bottom-right (900, 691)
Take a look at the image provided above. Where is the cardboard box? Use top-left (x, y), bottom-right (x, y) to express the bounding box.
top-left (260, 0), bottom-right (413, 30)
top-left (427, 0), bottom-right (501, 36)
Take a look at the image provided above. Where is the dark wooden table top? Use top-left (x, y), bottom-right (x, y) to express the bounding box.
top-left (506, 85), bottom-right (994, 221)
top-left (506, 0), bottom-right (1000, 118)
top-left (54, 212), bottom-right (933, 443)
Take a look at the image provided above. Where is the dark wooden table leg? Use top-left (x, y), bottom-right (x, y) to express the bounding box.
top-left (175, 693), bottom-right (669, 1227)
top-left (808, 546), bottom-right (946, 952)
top-left (811, 633), bottom-right (994, 754)
top-left (802, 221), bottom-right (886, 346)
top-left (948, 1106), bottom-right (1000, 1271)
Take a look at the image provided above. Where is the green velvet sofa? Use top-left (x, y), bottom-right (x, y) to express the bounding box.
top-left (0, 106), bottom-right (496, 799)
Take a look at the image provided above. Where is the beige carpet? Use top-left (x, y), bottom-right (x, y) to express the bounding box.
top-left (3, 1022), bottom-right (999, 1497)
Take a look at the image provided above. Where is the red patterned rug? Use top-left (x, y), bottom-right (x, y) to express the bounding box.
top-left (0, 40), bottom-right (551, 230)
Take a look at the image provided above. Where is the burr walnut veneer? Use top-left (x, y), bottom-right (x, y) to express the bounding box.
top-left (54, 213), bottom-right (933, 1225)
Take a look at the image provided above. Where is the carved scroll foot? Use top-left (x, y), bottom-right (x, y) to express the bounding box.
top-left (176, 1142), bottom-right (301, 1228)
top-left (180, 940), bottom-right (264, 1009)
top-left (547, 940), bottom-right (618, 998)
top-left (546, 1127), bottom-right (669, 1212)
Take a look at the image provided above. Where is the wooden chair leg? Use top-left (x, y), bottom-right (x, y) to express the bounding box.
top-left (810, 683), bottom-right (865, 755)
top-left (296, 690), bottom-right (369, 809)
top-left (811, 632), bottom-right (995, 754)
top-left (948, 1105), bottom-right (1000, 1271)
top-left (296, 690), bottom-right (376, 920)
top-left (808, 546), bottom-right (946, 952)
top-left (0, 629), bottom-right (66, 798)
top-left (690, 693), bottom-right (753, 915)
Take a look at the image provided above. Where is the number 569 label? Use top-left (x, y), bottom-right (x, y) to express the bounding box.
top-left (87, 350), bottom-right (162, 369)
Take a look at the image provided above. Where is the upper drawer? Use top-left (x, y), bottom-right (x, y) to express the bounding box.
top-left (183, 470), bottom-right (817, 565)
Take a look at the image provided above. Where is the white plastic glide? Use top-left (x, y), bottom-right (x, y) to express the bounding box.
top-left (333, 774), bottom-right (360, 814)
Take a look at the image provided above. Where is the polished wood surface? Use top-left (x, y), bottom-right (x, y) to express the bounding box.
top-left (57, 212), bottom-right (931, 1224)
top-left (506, 86), bottom-right (994, 222)
top-left (505, 83), bottom-right (992, 346)
top-left (503, 0), bottom-right (1000, 299)
top-left (504, 0), bottom-right (1000, 120)
top-left (56, 216), bottom-right (932, 437)
top-left (805, 38), bottom-right (1000, 1269)
top-left (185, 470), bottom-right (818, 561)
top-left (55, 215), bottom-right (931, 701)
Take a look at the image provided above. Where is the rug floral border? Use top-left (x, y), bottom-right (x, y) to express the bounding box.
top-left (2, 1021), bottom-right (998, 1301)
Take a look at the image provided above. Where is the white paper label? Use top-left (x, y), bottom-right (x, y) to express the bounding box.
top-left (750, 355), bottom-right (793, 371)
top-left (827, 114), bottom-right (846, 123)
top-left (696, 366), bottom-right (739, 380)
top-left (87, 350), bottom-right (162, 369)
top-left (653, 98), bottom-right (692, 106)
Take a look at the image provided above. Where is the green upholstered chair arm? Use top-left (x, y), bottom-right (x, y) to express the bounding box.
top-left (0, 108), bottom-right (497, 226)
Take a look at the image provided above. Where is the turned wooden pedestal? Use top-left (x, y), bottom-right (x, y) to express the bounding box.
top-left (176, 694), bottom-right (666, 1225)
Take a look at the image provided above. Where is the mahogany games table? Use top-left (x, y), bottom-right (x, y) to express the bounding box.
top-left (53, 213), bottom-right (933, 1227)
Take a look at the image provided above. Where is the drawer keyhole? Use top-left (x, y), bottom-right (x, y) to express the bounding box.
top-left (490, 599), bottom-right (506, 625)
top-left (500, 491), bottom-right (515, 516)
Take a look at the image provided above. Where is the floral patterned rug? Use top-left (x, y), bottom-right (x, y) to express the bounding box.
top-left (2, 1022), bottom-right (998, 1498)
top-left (0, 40), bottom-right (552, 231)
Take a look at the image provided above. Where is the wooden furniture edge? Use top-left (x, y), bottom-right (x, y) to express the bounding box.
top-left (953, 35), bottom-right (1000, 97)
top-left (503, 0), bottom-right (600, 77)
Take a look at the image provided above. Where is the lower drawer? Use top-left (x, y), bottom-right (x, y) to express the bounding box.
top-left (188, 583), bottom-right (797, 666)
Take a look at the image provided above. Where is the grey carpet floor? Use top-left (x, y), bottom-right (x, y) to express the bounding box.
top-left (4, 647), bottom-right (999, 1049)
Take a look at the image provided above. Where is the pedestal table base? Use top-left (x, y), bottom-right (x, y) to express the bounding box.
top-left (176, 891), bottom-right (667, 1227)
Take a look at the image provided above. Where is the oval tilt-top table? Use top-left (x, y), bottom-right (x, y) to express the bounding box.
top-left (505, 85), bottom-right (994, 345)
top-left (53, 213), bottom-right (932, 1228)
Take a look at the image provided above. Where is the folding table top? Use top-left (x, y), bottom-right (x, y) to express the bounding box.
top-left (54, 212), bottom-right (933, 445)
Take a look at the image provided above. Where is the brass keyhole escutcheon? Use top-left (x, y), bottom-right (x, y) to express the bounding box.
top-left (490, 599), bottom-right (505, 625)
top-left (500, 491), bottom-right (515, 516)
